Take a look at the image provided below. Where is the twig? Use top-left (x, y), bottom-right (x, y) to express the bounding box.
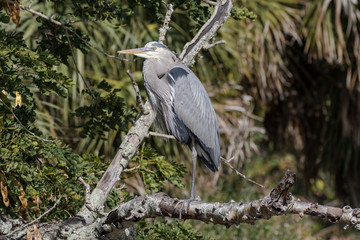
top-left (65, 29), bottom-right (96, 99)
top-left (68, 28), bottom-right (130, 62)
top-left (217, 104), bottom-right (264, 121)
top-left (0, 97), bottom-right (56, 142)
top-left (123, 166), bottom-right (140, 172)
top-left (64, 18), bottom-right (98, 24)
top-left (79, 177), bottom-right (106, 216)
top-left (6, 196), bottom-right (62, 236)
top-left (126, 69), bottom-right (147, 114)
top-left (202, 0), bottom-right (217, 6)
top-left (114, 184), bottom-right (126, 191)
top-left (149, 131), bottom-right (176, 140)
top-left (18, 3), bottom-right (129, 62)
top-left (158, 1), bottom-right (174, 43)
top-left (19, 3), bottom-right (62, 26)
top-left (221, 157), bottom-right (265, 188)
top-left (203, 40), bottom-right (226, 50)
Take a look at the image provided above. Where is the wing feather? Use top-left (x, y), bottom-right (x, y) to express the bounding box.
top-left (167, 64), bottom-right (220, 170)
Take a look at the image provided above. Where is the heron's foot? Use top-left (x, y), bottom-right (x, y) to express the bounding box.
top-left (174, 197), bottom-right (196, 220)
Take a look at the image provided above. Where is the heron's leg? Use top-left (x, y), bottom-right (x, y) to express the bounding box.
top-left (190, 143), bottom-right (197, 200)
top-left (175, 143), bottom-right (197, 219)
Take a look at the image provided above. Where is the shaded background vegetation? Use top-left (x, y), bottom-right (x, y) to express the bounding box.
top-left (1, 0), bottom-right (360, 239)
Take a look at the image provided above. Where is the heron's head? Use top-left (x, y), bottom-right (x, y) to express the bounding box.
top-left (118, 41), bottom-right (174, 59)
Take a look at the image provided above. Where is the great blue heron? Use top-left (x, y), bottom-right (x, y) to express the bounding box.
top-left (118, 41), bottom-right (220, 200)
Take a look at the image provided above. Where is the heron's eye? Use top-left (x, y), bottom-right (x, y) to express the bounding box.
top-left (152, 47), bottom-right (157, 50)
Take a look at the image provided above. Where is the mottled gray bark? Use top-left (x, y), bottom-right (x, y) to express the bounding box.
top-left (179, 0), bottom-right (233, 65)
top-left (101, 171), bottom-right (360, 231)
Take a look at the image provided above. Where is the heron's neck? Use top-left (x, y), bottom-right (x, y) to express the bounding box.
top-left (143, 57), bottom-right (178, 80)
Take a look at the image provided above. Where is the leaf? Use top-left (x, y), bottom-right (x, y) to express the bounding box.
top-left (26, 229), bottom-right (32, 240)
top-left (33, 224), bottom-right (42, 240)
top-left (32, 196), bottom-right (40, 214)
top-left (15, 182), bottom-right (28, 209)
top-left (15, 91), bottom-right (22, 107)
top-left (2, 0), bottom-right (21, 25)
top-left (0, 176), bottom-right (9, 207)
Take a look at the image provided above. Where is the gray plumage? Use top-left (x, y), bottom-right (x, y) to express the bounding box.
top-left (118, 41), bottom-right (220, 198)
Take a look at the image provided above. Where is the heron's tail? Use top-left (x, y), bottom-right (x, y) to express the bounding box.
top-left (192, 135), bottom-right (220, 172)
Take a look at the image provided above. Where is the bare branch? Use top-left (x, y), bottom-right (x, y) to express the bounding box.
top-left (126, 70), bottom-right (147, 114)
top-left (103, 171), bottom-right (360, 233)
top-left (203, 40), bottom-right (226, 50)
top-left (0, 97), bottom-right (56, 143)
top-left (64, 18), bottom-right (98, 24)
top-left (123, 166), bottom-right (140, 172)
top-left (65, 30), bottom-right (96, 99)
top-left (221, 157), bottom-right (266, 188)
top-left (179, 0), bottom-right (233, 65)
top-left (6, 196), bottom-right (62, 237)
top-left (18, 3), bottom-right (62, 26)
top-left (202, 0), bottom-right (217, 6)
top-left (68, 28), bottom-right (130, 62)
top-left (148, 131), bottom-right (176, 140)
top-left (158, 1), bottom-right (174, 43)
top-left (79, 177), bottom-right (106, 217)
top-left (76, 101), bottom-right (155, 223)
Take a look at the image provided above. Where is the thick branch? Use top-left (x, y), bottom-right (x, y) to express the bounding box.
top-left (179, 0), bottom-right (232, 65)
top-left (76, 101), bottom-right (155, 224)
top-left (1, 171), bottom-right (359, 239)
top-left (102, 171), bottom-right (360, 232)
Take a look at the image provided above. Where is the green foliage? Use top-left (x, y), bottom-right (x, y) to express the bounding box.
top-left (137, 219), bottom-right (207, 240)
top-left (0, 120), bottom-right (113, 220)
top-left (124, 144), bottom-right (186, 194)
top-left (231, 7), bottom-right (257, 21)
top-left (185, 0), bottom-right (211, 29)
top-left (0, 7), bottom-right (134, 220)
top-left (0, 8), bottom-right (10, 23)
top-left (68, 0), bottom-right (132, 21)
top-left (0, 28), bottom-right (72, 101)
top-left (74, 80), bottom-right (135, 138)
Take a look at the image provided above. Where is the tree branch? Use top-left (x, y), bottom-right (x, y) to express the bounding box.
top-left (202, 0), bottom-right (217, 6)
top-left (221, 157), bottom-right (265, 188)
top-left (179, 0), bottom-right (233, 65)
top-left (6, 197), bottom-right (62, 237)
top-left (158, 1), bottom-right (174, 43)
top-left (203, 40), bottom-right (226, 50)
top-left (0, 97), bottom-right (56, 143)
top-left (127, 70), bottom-right (147, 114)
top-left (148, 131), bottom-right (176, 140)
top-left (102, 171), bottom-right (360, 232)
top-left (65, 29), bottom-right (96, 99)
top-left (76, 101), bottom-right (155, 224)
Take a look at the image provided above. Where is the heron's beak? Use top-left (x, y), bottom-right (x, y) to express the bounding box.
top-left (117, 47), bottom-right (148, 55)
